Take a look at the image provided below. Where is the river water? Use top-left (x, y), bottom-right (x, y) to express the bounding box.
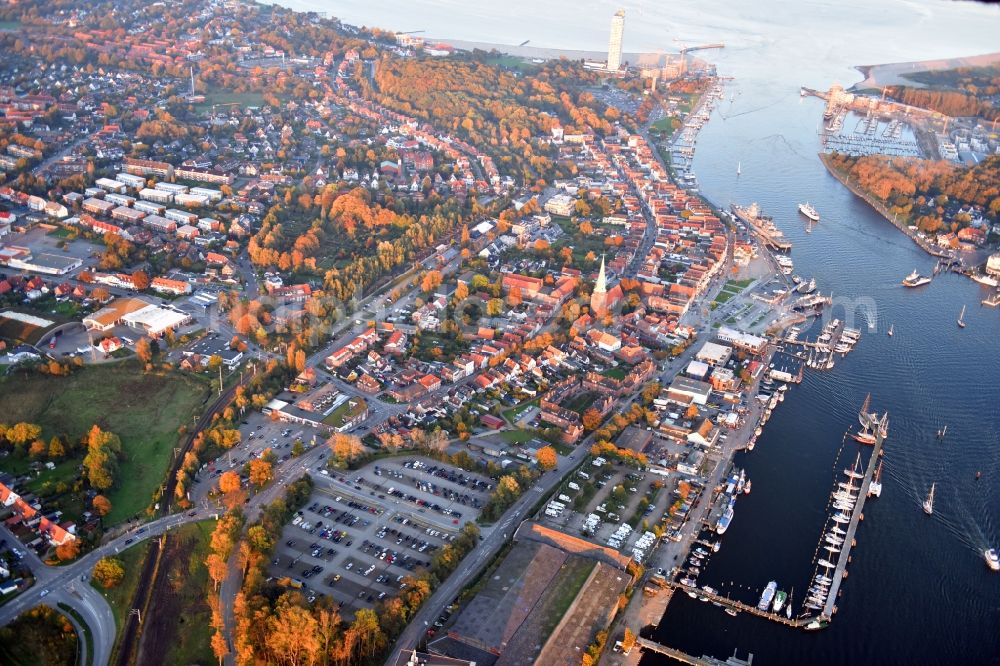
top-left (273, 0), bottom-right (1000, 662)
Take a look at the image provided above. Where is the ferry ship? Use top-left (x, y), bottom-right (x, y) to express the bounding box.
top-left (902, 269), bottom-right (932, 288)
top-left (798, 202), bottom-right (820, 221)
top-left (971, 273), bottom-right (998, 288)
top-left (757, 581), bottom-right (777, 611)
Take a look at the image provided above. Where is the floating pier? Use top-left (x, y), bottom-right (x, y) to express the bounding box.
top-left (637, 638), bottom-right (754, 665)
top-left (818, 428), bottom-right (884, 620)
top-left (662, 580), bottom-right (810, 628)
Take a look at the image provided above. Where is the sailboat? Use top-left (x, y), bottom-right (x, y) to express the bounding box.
top-left (868, 460), bottom-right (883, 498)
top-left (737, 161), bottom-right (741, 176)
top-left (923, 483), bottom-right (935, 515)
top-left (957, 305), bottom-right (966, 328)
top-left (887, 323), bottom-right (893, 337)
top-left (937, 424), bottom-right (948, 439)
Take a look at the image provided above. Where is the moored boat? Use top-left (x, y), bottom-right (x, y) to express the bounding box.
top-left (772, 590), bottom-right (788, 613)
top-left (757, 581), bottom-right (777, 611)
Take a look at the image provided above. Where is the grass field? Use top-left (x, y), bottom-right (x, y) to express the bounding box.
top-left (601, 367), bottom-right (627, 380)
top-left (0, 21), bottom-right (22, 31)
top-left (713, 289), bottom-right (738, 305)
top-left (497, 429), bottom-right (534, 444)
top-left (502, 398), bottom-right (539, 425)
top-left (193, 91), bottom-right (265, 113)
top-left (564, 391), bottom-right (600, 415)
top-left (0, 362), bottom-right (210, 523)
top-left (91, 540), bottom-right (150, 632)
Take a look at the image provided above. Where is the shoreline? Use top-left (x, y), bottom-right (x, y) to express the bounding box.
top-left (441, 38), bottom-right (694, 70)
top-left (818, 153), bottom-right (957, 263)
top-left (851, 51), bottom-right (1000, 91)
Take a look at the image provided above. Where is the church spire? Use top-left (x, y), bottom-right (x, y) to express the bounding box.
top-left (595, 254), bottom-right (607, 294)
top-left (591, 254), bottom-right (609, 318)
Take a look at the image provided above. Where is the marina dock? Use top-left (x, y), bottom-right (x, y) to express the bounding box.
top-left (819, 429), bottom-right (885, 620)
top-left (637, 639), bottom-right (754, 666)
top-left (661, 580), bottom-right (810, 627)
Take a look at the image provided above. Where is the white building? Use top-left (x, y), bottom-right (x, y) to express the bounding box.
top-left (607, 9), bottom-right (625, 72)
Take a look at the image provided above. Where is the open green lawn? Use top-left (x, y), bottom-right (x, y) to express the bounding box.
top-left (563, 391), bottom-right (600, 415)
top-left (193, 90), bottom-right (265, 112)
top-left (0, 362), bottom-right (210, 523)
top-left (497, 429), bottom-right (534, 444)
top-left (650, 116), bottom-right (680, 136)
top-left (713, 289), bottom-right (738, 305)
top-left (601, 367), bottom-right (627, 380)
top-left (502, 398), bottom-right (538, 424)
top-left (483, 54), bottom-right (532, 70)
top-left (91, 540), bottom-right (150, 632)
top-left (0, 21), bottom-right (22, 31)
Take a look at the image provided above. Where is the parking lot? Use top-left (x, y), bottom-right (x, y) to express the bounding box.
top-left (195, 411), bottom-right (323, 494)
top-left (267, 456), bottom-right (489, 618)
top-left (537, 458), bottom-right (677, 560)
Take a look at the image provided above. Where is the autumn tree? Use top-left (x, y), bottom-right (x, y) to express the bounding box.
top-left (131, 270), bottom-right (150, 291)
top-left (582, 407), bottom-right (603, 431)
top-left (622, 627), bottom-right (637, 653)
top-left (55, 539), bottom-right (80, 561)
top-left (6, 422), bottom-right (42, 446)
top-left (265, 600), bottom-right (321, 666)
top-left (92, 557), bottom-right (125, 588)
top-left (92, 495), bottom-right (112, 517)
top-left (82, 425), bottom-right (121, 490)
top-left (329, 433), bottom-right (365, 462)
top-left (249, 457), bottom-right (274, 488)
top-left (536, 445), bottom-right (558, 471)
top-left (135, 337), bottom-right (152, 364)
top-left (420, 269), bottom-right (442, 294)
top-left (211, 631), bottom-right (229, 666)
top-left (218, 471), bottom-right (245, 509)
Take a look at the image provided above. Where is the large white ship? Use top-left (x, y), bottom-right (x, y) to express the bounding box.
top-left (798, 202), bottom-right (820, 221)
top-left (902, 269), bottom-right (932, 288)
